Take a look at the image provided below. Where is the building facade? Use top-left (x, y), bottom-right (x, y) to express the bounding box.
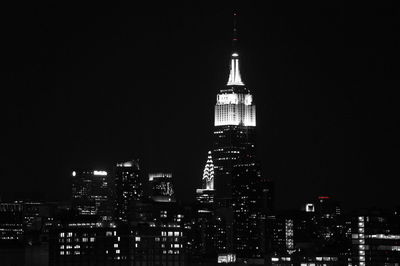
top-left (148, 173), bottom-right (175, 203)
top-left (71, 170), bottom-right (110, 218)
top-left (114, 160), bottom-right (143, 223)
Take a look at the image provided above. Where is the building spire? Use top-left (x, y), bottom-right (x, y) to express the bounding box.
top-left (227, 11), bottom-right (244, 86)
top-left (202, 151), bottom-right (214, 190)
top-left (232, 11), bottom-right (238, 51)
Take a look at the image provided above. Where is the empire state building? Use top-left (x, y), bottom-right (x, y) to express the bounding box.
top-left (213, 17), bottom-right (257, 202)
top-left (211, 14), bottom-right (272, 259)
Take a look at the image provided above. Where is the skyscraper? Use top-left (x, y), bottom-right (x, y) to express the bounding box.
top-left (114, 160), bottom-right (143, 222)
top-left (213, 15), bottom-right (256, 202)
top-left (211, 13), bottom-right (268, 260)
top-left (71, 170), bottom-right (110, 217)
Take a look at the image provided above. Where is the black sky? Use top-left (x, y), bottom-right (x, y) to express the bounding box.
top-left (1, 2), bottom-right (399, 210)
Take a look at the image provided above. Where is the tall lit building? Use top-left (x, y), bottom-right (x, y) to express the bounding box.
top-left (213, 16), bottom-right (257, 202)
top-left (211, 14), bottom-right (267, 260)
top-left (114, 160), bottom-right (143, 222)
top-left (71, 170), bottom-right (110, 217)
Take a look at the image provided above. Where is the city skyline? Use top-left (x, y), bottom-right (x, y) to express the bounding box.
top-left (1, 2), bottom-right (399, 210)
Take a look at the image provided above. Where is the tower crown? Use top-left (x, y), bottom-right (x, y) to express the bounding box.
top-left (214, 12), bottom-right (255, 127)
top-left (202, 151), bottom-right (215, 190)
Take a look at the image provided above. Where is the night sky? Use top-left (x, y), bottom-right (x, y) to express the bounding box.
top-left (1, 2), bottom-right (399, 210)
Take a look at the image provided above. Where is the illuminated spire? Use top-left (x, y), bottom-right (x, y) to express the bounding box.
top-left (202, 151), bottom-right (214, 190)
top-left (227, 12), bottom-right (244, 86)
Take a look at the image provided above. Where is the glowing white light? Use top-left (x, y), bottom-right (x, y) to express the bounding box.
top-left (244, 94), bottom-right (252, 105)
top-left (227, 54), bottom-right (244, 86)
top-left (305, 203), bottom-right (315, 212)
top-left (202, 151), bottom-right (215, 190)
top-left (117, 160), bottom-right (138, 168)
top-left (217, 94), bottom-right (239, 105)
top-left (358, 216), bottom-right (365, 264)
top-left (149, 173), bottom-right (172, 181)
top-left (218, 253), bottom-right (236, 263)
top-left (368, 234), bottom-right (400, 240)
top-left (93, 171), bottom-right (107, 176)
top-left (214, 93), bottom-right (256, 127)
top-left (72, 171), bottom-right (76, 177)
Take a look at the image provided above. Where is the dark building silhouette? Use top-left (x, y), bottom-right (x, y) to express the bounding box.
top-left (128, 200), bottom-right (188, 265)
top-left (232, 160), bottom-right (268, 260)
top-left (71, 170), bottom-right (110, 218)
top-left (130, 221), bottom-right (186, 266)
top-left (266, 209), bottom-right (345, 265)
top-left (114, 160), bottom-right (143, 223)
top-left (0, 202), bottom-right (24, 246)
top-left (313, 196), bottom-right (347, 254)
top-left (23, 201), bottom-right (56, 244)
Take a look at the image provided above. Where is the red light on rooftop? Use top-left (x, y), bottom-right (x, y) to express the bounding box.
top-left (318, 196), bottom-right (330, 199)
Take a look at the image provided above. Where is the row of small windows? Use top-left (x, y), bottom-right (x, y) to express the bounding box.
top-left (160, 231), bottom-right (181, 237)
top-left (59, 237), bottom-right (95, 243)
